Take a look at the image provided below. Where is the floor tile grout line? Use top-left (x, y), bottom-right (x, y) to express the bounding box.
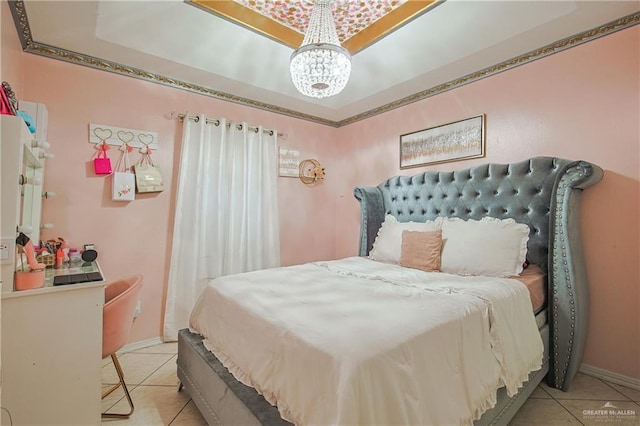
top-left (167, 398), bottom-right (194, 426)
top-left (137, 354), bottom-right (178, 387)
top-left (101, 344), bottom-right (179, 422)
top-left (101, 352), bottom-right (175, 406)
top-left (101, 363), bottom-right (127, 413)
top-left (102, 383), bottom-right (141, 414)
top-left (543, 376), bottom-right (622, 425)
top-left (545, 376), bottom-right (635, 403)
top-left (536, 384), bottom-right (553, 398)
top-left (107, 352), bottom-right (176, 388)
top-left (601, 379), bottom-right (635, 402)
top-left (132, 383), bottom-right (183, 388)
top-left (129, 346), bottom-right (178, 355)
top-left (554, 397), bottom-right (640, 402)
top-left (554, 399), bottom-right (587, 425)
top-left (550, 397), bottom-right (637, 402)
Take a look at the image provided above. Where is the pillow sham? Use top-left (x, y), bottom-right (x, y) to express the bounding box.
top-left (399, 230), bottom-right (443, 272)
top-left (369, 215), bottom-right (443, 264)
top-left (440, 217), bottom-right (529, 277)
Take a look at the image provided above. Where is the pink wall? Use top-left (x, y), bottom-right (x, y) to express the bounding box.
top-left (333, 26), bottom-right (640, 379)
top-left (5, 14), bottom-right (638, 379)
top-left (1, 0), bottom-right (23, 97)
top-left (20, 54), bottom-right (336, 343)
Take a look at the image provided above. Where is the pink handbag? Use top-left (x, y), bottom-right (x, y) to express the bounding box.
top-left (1, 84), bottom-right (16, 115)
top-left (94, 145), bottom-right (112, 175)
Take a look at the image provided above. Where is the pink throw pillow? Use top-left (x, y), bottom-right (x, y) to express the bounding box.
top-left (399, 230), bottom-right (442, 272)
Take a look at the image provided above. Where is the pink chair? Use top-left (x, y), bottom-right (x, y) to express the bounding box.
top-left (101, 274), bottom-right (143, 418)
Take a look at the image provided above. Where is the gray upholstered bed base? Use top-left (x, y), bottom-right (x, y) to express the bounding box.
top-left (178, 316), bottom-right (548, 426)
top-left (177, 330), bottom-right (289, 426)
top-left (177, 156), bottom-right (603, 425)
top-left (178, 329), bottom-right (289, 426)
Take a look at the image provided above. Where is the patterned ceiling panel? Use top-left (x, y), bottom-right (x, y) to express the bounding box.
top-left (236, 0), bottom-right (407, 41)
top-left (190, 0), bottom-right (439, 54)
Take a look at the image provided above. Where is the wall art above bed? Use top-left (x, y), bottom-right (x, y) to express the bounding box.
top-left (400, 114), bottom-right (485, 169)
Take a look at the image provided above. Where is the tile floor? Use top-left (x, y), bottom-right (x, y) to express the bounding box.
top-left (102, 343), bottom-right (640, 425)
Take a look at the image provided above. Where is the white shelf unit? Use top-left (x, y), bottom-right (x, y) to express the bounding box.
top-left (0, 103), bottom-right (51, 291)
top-left (1, 114), bottom-right (43, 289)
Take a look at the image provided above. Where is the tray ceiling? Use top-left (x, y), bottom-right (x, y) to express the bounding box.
top-left (10, 1), bottom-right (640, 126)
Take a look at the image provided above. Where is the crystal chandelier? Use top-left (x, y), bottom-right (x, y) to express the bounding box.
top-left (290, 0), bottom-right (351, 98)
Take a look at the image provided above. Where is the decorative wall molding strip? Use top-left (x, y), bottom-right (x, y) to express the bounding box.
top-left (337, 11), bottom-right (640, 127)
top-left (8, 1), bottom-right (639, 128)
top-left (8, 2), bottom-right (334, 127)
top-left (8, 0), bottom-right (33, 50)
top-left (27, 41), bottom-right (337, 127)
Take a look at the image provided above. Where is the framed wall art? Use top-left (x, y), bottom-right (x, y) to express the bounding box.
top-left (400, 114), bottom-right (485, 169)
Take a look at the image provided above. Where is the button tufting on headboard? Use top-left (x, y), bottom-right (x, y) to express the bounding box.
top-left (354, 157), bottom-right (601, 271)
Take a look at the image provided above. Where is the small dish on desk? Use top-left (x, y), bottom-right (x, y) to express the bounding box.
top-left (15, 270), bottom-right (45, 290)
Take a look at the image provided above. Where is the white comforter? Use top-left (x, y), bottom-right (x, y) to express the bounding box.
top-left (189, 257), bottom-right (543, 426)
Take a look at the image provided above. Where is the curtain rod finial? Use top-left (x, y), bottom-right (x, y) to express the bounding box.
top-left (166, 111), bottom-right (185, 121)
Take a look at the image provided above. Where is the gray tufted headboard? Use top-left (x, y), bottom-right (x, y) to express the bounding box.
top-left (353, 156), bottom-right (603, 392)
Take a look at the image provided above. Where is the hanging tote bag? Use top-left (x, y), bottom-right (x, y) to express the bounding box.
top-left (111, 146), bottom-right (135, 201)
top-left (1, 81), bottom-right (17, 115)
top-left (134, 151), bottom-right (164, 193)
top-left (1, 85), bottom-right (15, 115)
top-left (94, 144), bottom-right (112, 175)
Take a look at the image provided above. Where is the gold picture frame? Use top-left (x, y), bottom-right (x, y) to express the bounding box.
top-left (400, 114), bottom-right (485, 169)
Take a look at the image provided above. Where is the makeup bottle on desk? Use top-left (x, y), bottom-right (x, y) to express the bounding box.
top-left (55, 248), bottom-right (64, 268)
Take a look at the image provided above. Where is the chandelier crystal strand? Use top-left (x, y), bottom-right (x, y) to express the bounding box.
top-left (290, 0), bottom-right (351, 98)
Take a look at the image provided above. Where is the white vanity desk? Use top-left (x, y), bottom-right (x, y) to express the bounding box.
top-left (1, 103), bottom-right (104, 424)
top-left (1, 262), bottom-right (105, 425)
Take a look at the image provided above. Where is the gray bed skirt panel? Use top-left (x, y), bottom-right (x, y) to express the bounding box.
top-left (177, 329), bottom-right (292, 426)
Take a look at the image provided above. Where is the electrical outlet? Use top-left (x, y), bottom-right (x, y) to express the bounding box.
top-left (133, 300), bottom-right (141, 318)
top-left (0, 238), bottom-right (15, 265)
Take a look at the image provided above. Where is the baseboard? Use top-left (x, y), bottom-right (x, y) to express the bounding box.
top-left (581, 364), bottom-right (640, 390)
top-left (119, 337), bottom-right (164, 354)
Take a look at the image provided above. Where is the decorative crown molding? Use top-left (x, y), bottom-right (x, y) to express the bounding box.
top-left (337, 11), bottom-right (640, 127)
top-left (8, 1), bottom-right (639, 128)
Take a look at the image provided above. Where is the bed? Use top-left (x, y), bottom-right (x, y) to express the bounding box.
top-left (177, 156), bottom-right (603, 425)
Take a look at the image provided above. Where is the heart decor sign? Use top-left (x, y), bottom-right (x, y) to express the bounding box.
top-left (93, 127), bottom-right (113, 142)
top-left (117, 130), bottom-right (135, 144)
top-left (90, 124), bottom-right (158, 151)
top-left (138, 133), bottom-right (154, 146)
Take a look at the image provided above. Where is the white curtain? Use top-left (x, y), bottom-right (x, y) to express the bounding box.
top-left (163, 114), bottom-right (281, 341)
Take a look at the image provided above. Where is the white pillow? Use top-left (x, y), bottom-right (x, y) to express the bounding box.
top-left (369, 215), bottom-right (443, 264)
top-left (440, 217), bottom-right (529, 277)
